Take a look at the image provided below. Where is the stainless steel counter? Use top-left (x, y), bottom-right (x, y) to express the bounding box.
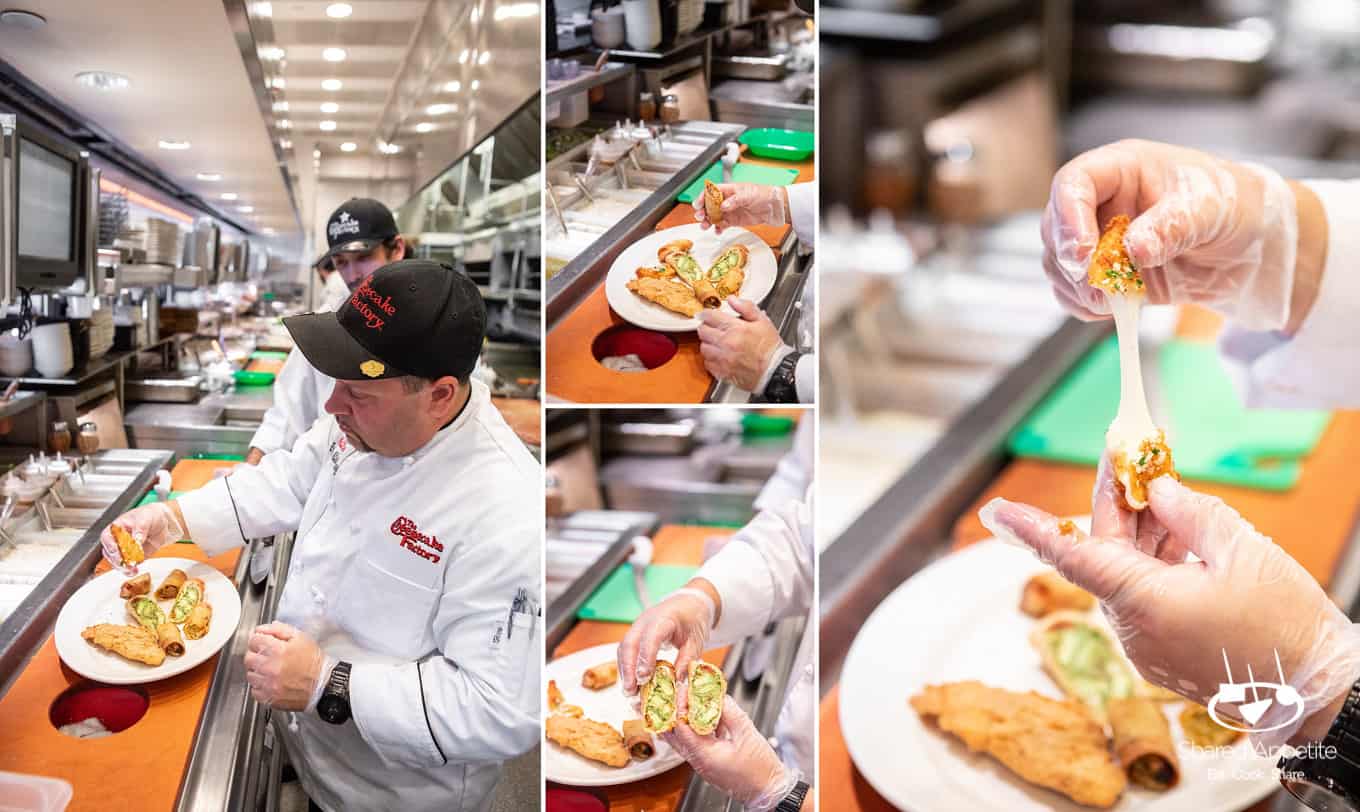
top-left (0, 448), bottom-right (175, 698)
top-left (124, 399), bottom-right (263, 458)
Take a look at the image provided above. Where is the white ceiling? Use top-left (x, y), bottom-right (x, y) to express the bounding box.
top-left (0, 0), bottom-right (303, 243)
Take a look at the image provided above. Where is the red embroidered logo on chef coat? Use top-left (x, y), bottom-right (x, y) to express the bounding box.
top-left (350, 278), bottom-right (398, 331)
top-left (391, 516), bottom-right (443, 563)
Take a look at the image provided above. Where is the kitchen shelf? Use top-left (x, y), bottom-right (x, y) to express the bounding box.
top-left (820, 0), bottom-right (1026, 44)
top-left (0, 335), bottom-right (179, 387)
top-left (546, 61), bottom-right (636, 105)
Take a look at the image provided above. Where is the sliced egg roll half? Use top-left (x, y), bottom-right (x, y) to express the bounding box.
top-left (127, 595), bottom-right (166, 632)
top-left (687, 660), bottom-right (726, 735)
top-left (642, 660), bottom-right (679, 733)
top-left (169, 578), bottom-right (205, 624)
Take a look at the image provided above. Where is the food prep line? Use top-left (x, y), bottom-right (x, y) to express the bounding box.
top-left (816, 314), bottom-right (1360, 812)
top-left (547, 520), bottom-right (799, 811)
top-left (545, 122), bottom-right (811, 403)
top-left (0, 448), bottom-right (175, 698)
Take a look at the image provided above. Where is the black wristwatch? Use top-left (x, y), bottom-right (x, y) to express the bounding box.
top-left (775, 780), bottom-right (810, 812)
top-left (759, 350), bottom-right (801, 404)
top-left (316, 661), bottom-right (353, 725)
top-left (1279, 678), bottom-right (1360, 810)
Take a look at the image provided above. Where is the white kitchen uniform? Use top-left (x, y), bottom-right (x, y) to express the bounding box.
top-left (753, 419), bottom-right (813, 513)
top-left (1219, 179), bottom-right (1360, 408)
top-left (177, 379), bottom-right (541, 812)
top-left (249, 278), bottom-right (348, 456)
top-left (694, 486), bottom-right (815, 782)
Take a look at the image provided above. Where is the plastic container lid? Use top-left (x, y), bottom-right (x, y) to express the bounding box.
top-left (0, 771), bottom-right (74, 812)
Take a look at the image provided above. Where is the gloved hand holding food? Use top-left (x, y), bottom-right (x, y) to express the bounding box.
top-left (698, 297), bottom-right (787, 392)
top-left (244, 622), bottom-right (333, 712)
top-left (616, 584), bottom-right (717, 697)
top-left (662, 695), bottom-right (800, 811)
top-left (1042, 139), bottom-right (1302, 331)
top-left (99, 501), bottom-right (188, 574)
top-left (980, 464), bottom-right (1360, 748)
top-left (693, 183), bottom-right (789, 232)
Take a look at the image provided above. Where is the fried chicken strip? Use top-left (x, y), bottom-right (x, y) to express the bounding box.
top-left (546, 714), bottom-right (631, 768)
top-left (911, 681), bottom-right (1126, 809)
top-left (81, 623), bottom-right (166, 666)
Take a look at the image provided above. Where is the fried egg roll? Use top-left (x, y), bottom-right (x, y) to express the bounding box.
top-left (1020, 571), bottom-right (1096, 618)
top-left (156, 622), bottom-right (185, 657)
top-left (1109, 696), bottom-right (1180, 790)
top-left (622, 718), bottom-right (654, 760)
top-left (703, 180), bottom-right (723, 225)
top-left (184, 602), bottom-right (212, 640)
top-left (155, 568), bottom-right (187, 600)
top-left (687, 661), bottom-right (726, 735)
top-left (642, 660), bottom-right (678, 733)
top-left (169, 578), bottom-right (205, 624)
top-left (120, 573), bottom-right (151, 599)
top-left (127, 595), bottom-right (165, 632)
top-left (110, 524), bottom-right (144, 566)
top-left (548, 679), bottom-right (564, 712)
top-left (582, 661), bottom-right (618, 690)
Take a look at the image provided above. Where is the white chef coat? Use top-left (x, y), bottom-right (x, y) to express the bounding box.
top-left (1219, 179), bottom-right (1360, 408)
top-left (754, 419), bottom-right (813, 513)
top-left (694, 485), bottom-right (816, 782)
top-left (177, 379), bottom-right (541, 812)
top-left (249, 277), bottom-right (349, 456)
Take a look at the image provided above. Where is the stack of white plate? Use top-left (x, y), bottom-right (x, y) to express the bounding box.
top-left (143, 217), bottom-right (182, 266)
top-left (678, 0), bottom-right (704, 33)
top-left (0, 333), bottom-right (32, 377)
top-left (87, 308), bottom-right (115, 360)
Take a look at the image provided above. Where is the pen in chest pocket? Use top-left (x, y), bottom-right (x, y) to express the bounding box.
top-left (506, 588), bottom-right (526, 640)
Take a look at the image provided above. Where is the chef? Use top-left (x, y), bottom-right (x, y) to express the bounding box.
top-left (310, 256), bottom-right (350, 312)
top-left (101, 259), bottom-right (540, 812)
top-left (692, 182), bottom-right (816, 403)
top-left (617, 422), bottom-right (816, 811)
top-left (246, 198), bottom-right (408, 465)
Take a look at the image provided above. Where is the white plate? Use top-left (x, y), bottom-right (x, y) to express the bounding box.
top-left (605, 223), bottom-right (777, 332)
top-left (839, 537), bottom-right (1280, 812)
top-left (54, 557), bottom-right (241, 685)
top-left (544, 641), bottom-right (686, 786)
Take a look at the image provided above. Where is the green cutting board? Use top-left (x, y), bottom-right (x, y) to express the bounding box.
top-left (676, 162), bottom-right (799, 204)
top-left (577, 563), bottom-right (699, 624)
top-left (1008, 336), bottom-right (1331, 491)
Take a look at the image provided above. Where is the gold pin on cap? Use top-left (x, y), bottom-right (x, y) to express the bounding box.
top-left (360, 360), bottom-right (385, 378)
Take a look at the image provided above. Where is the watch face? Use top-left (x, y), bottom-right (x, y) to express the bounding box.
top-left (317, 694), bottom-right (350, 724)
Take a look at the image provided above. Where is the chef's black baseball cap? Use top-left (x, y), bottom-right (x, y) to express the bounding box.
top-left (283, 259), bottom-right (486, 382)
top-left (313, 197), bottom-right (400, 268)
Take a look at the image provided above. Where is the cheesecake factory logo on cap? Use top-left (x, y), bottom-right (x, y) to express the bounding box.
top-left (328, 210), bottom-right (362, 241)
top-left (348, 277), bottom-right (398, 331)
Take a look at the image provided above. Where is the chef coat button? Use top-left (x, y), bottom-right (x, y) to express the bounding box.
top-left (310, 586), bottom-right (325, 605)
top-left (403, 456), bottom-right (415, 466)
top-left (804, 664), bottom-right (814, 677)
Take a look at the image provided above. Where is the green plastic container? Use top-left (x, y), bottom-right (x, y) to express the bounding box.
top-left (742, 413), bottom-right (795, 437)
top-left (676, 161), bottom-right (799, 203)
top-left (249, 350), bottom-right (290, 361)
top-left (233, 370), bottom-right (276, 387)
top-left (738, 128), bottom-right (815, 161)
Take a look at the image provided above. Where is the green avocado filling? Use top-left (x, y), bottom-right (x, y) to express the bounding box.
top-left (1046, 625), bottom-right (1133, 712)
top-left (169, 583), bottom-right (202, 624)
top-left (129, 596), bottom-right (165, 631)
top-left (708, 250), bottom-right (742, 281)
top-left (689, 666), bottom-right (723, 730)
top-left (645, 669), bottom-right (676, 730)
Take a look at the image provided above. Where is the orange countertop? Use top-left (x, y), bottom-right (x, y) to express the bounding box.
top-left (818, 309), bottom-right (1360, 811)
top-left (546, 150), bottom-right (814, 404)
top-left (548, 524), bottom-right (734, 811)
top-left (0, 459), bottom-right (241, 812)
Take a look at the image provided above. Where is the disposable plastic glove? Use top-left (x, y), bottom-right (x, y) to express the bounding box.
top-left (693, 183), bottom-right (789, 232)
top-left (662, 694), bottom-right (800, 811)
top-left (1042, 139), bottom-right (1298, 331)
top-left (980, 461), bottom-right (1360, 748)
top-left (617, 586), bottom-right (717, 697)
top-left (99, 502), bottom-right (186, 574)
top-left (244, 622), bottom-right (331, 712)
top-left (698, 298), bottom-right (788, 392)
